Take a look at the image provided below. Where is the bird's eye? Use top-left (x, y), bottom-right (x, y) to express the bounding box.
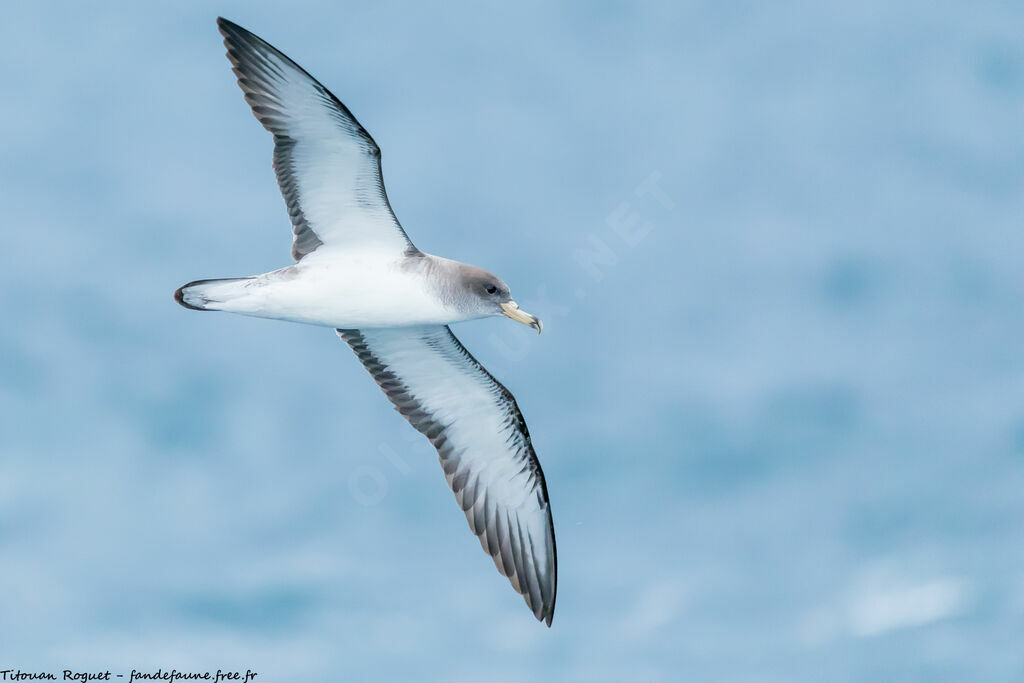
top-left (485, 285), bottom-right (498, 295)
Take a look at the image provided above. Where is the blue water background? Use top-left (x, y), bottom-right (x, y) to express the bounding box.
top-left (1, 2), bottom-right (1023, 680)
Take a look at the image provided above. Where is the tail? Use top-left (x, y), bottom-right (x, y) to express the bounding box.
top-left (174, 277), bottom-right (254, 311)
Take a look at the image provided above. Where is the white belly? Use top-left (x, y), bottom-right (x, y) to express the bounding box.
top-left (217, 250), bottom-right (462, 329)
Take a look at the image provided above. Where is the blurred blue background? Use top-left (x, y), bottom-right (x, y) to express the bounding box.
top-left (2, 1), bottom-right (1023, 680)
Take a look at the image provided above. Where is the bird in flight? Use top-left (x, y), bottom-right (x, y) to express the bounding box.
top-left (174, 18), bottom-right (556, 625)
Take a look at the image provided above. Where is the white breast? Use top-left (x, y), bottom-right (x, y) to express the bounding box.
top-left (213, 249), bottom-right (464, 329)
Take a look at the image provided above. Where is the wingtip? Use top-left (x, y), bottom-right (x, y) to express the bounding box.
top-left (533, 599), bottom-right (555, 627)
top-left (216, 17), bottom-right (246, 41)
top-left (542, 597), bottom-right (555, 627)
top-left (216, 17), bottom-right (234, 43)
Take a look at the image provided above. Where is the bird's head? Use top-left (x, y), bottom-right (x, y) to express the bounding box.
top-left (459, 267), bottom-right (542, 333)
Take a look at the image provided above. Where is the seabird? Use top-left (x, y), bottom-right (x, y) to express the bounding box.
top-left (174, 18), bottom-right (556, 625)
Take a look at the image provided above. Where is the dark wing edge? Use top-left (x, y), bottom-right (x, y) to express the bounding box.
top-left (338, 326), bottom-right (557, 625)
top-left (216, 18), bottom-right (416, 260)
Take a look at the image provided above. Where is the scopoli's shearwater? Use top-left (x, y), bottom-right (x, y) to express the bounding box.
top-left (175, 18), bottom-right (556, 625)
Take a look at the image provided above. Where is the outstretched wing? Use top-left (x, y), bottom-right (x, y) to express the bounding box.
top-left (338, 326), bottom-right (557, 625)
top-left (218, 18), bottom-right (416, 260)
